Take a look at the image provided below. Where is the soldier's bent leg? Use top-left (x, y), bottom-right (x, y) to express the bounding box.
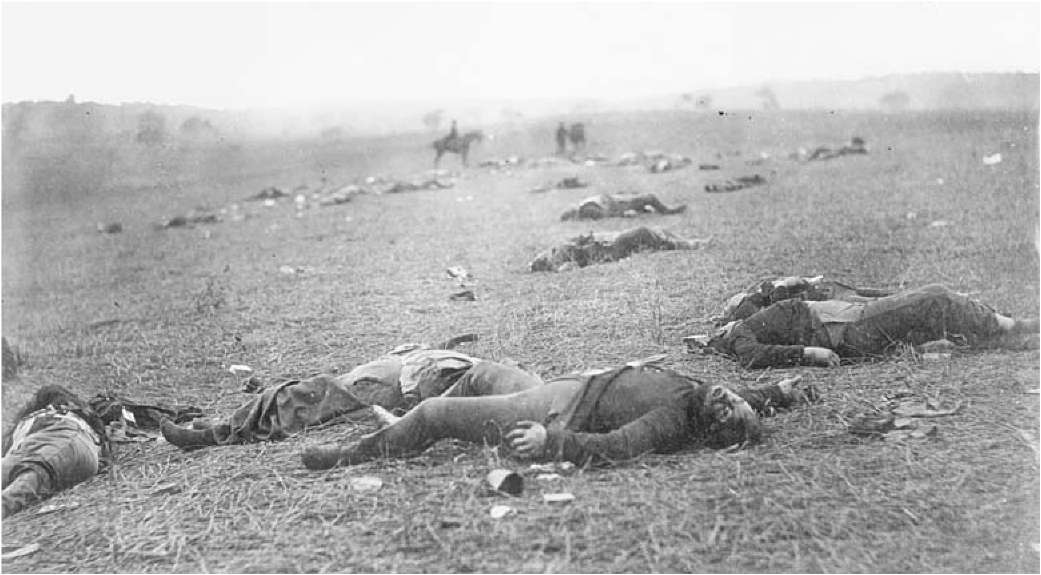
top-left (845, 284), bottom-right (1022, 353)
top-left (1, 467), bottom-right (53, 518)
top-left (302, 379), bottom-right (582, 469)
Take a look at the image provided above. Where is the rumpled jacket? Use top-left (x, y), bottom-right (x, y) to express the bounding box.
top-left (213, 347), bottom-right (480, 445)
top-left (543, 365), bottom-right (699, 464)
top-left (710, 300), bottom-right (833, 369)
top-left (541, 365), bottom-right (803, 463)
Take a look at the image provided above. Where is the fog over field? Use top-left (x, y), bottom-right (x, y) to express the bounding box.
top-left (2, 2), bottom-right (1039, 574)
top-left (3, 2), bottom-right (1039, 137)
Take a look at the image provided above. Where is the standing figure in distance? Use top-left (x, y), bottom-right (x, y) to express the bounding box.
top-left (555, 122), bottom-right (568, 156)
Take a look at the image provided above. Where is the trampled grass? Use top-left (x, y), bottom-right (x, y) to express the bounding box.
top-left (2, 109), bottom-right (1038, 572)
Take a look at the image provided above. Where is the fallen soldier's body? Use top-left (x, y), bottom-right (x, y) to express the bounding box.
top-left (530, 226), bottom-right (709, 272)
top-left (161, 339), bottom-right (543, 450)
top-left (158, 210), bottom-right (222, 229)
top-left (380, 178), bottom-right (454, 194)
top-left (648, 155), bottom-right (692, 173)
top-left (560, 193), bottom-right (687, 221)
top-left (807, 137), bottom-right (868, 161)
top-left (704, 174), bottom-right (765, 193)
top-left (691, 284), bottom-right (1039, 369)
top-left (716, 275), bottom-right (893, 325)
top-left (2, 385), bottom-right (108, 517)
top-left (302, 364), bottom-right (811, 470)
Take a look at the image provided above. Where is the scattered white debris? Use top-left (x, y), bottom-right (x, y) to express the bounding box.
top-left (489, 505), bottom-right (515, 519)
top-left (905, 212), bottom-right (918, 220)
top-left (936, 178), bottom-right (944, 185)
top-left (982, 153), bottom-right (1002, 165)
top-left (36, 502), bottom-right (79, 515)
top-left (486, 469), bottom-right (524, 496)
top-left (542, 492), bottom-right (575, 504)
top-left (928, 220), bottom-right (951, 228)
top-left (263, 199), bottom-right (277, 207)
top-left (446, 266), bottom-right (472, 281)
top-left (349, 476), bottom-right (383, 493)
top-left (528, 461), bottom-right (575, 475)
top-left (229, 364), bottom-right (253, 375)
top-left (536, 473), bottom-right (563, 481)
top-left (1, 543), bottom-right (41, 560)
top-left (922, 352), bottom-right (951, 361)
top-left (279, 265), bottom-right (297, 275)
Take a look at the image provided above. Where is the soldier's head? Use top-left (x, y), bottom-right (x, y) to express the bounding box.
top-left (22, 384), bottom-right (88, 415)
top-left (695, 384), bottom-right (761, 448)
top-left (716, 291), bottom-right (767, 325)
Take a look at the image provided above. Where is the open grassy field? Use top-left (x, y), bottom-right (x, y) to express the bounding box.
top-left (2, 109), bottom-right (1038, 573)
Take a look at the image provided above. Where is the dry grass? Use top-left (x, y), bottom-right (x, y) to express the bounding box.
top-left (2, 109), bottom-right (1038, 572)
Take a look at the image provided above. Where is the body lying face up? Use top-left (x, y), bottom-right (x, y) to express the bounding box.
top-left (302, 364), bottom-right (805, 471)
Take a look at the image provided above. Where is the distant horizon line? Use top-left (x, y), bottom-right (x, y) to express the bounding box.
top-left (4, 69), bottom-right (1037, 112)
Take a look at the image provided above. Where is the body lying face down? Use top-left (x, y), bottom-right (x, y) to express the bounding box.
top-left (694, 284), bottom-right (1036, 369)
top-left (2, 385), bottom-right (111, 518)
top-left (715, 275), bottom-right (891, 326)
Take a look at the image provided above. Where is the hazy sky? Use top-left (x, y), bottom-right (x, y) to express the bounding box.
top-left (2, 1), bottom-right (1039, 110)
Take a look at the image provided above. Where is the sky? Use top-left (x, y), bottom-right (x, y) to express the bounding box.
top-left (1, 1), bottom-right (1039, 110)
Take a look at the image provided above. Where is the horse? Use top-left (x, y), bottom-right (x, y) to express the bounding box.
top-left (433, 130), bottom-right (484, 167)
top-left (568, 123), bottom-right (586, 152)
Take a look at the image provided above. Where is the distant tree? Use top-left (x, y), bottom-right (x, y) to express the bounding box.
top-left (755, 86), bottom-right (780, 110)
top-left (136, 111), bottom-right (167, 145)
top-left (879, 91), bottom-right (911, 111)
top-left (422, 109), bottom-right (444, 132)
top-left (179, 115), bottom-right (218, 138)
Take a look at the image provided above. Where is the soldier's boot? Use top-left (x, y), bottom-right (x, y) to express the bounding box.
top-left (161, 419), bottom-right (221, 451)
top-left (301, 444), bottom-right (351, 471)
